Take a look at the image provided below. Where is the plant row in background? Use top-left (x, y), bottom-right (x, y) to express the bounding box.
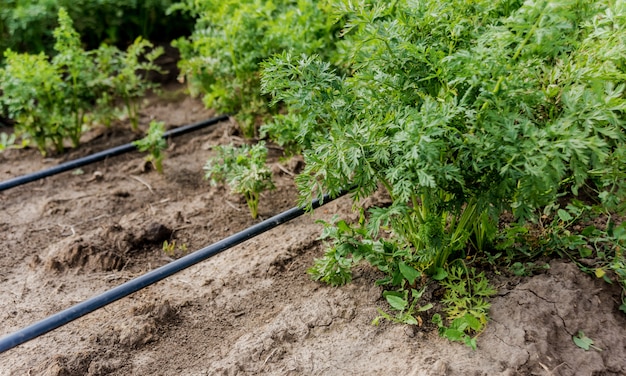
top-left (0, 8), bottom-right (163, 155)
top-left (0, 0), bottom-right (191, 60)
top-left (174, 0), bottom-right (626, 346)
top-left (169, 0), bottom-right (341, 138)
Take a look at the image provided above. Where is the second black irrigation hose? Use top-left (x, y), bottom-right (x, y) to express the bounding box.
top-left (0, 115), bottom-right (229, 192)
top-left (0, 191), bottom-right (346, 353)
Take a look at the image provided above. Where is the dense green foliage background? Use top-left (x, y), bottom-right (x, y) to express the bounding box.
top-left (0, 0), bottom-right (191, 59)
top-left (171, 0), bottom-right (341, 136)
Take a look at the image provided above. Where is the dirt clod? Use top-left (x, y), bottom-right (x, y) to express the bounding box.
top-left (136, 222), bottom-right (172, 245)
top-left (44, 238), bottom-right (124, 273)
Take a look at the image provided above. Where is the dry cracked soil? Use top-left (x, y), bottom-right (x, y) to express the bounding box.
top-left (1, 85), bottom-right (625, 376)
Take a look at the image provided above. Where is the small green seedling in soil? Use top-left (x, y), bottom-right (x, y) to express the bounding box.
top-left (204, 142), bottom-right (274, 219)
top-left (573, 331), bottom-right (602, 351)
top-left (162, 240), bottom-right (176, 256)
top-left (372, 287), bottom-right (433, 326)
top-left (0, 132), bottom-right (17, 151)
top-left (440, 265), bottom-right (496, 330)
top-left (133, 120), bottom-right (167, 173)
top-left (432, 313), bottom-right (482, 350)
top-left (162, 240), bottom-right (188, 258)
top-left (510, 261), bottom-right (550, 277)
top-left (429, 264), bottom-right (496, 349)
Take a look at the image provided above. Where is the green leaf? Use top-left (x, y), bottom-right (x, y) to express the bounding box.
top-left (432, 313), bottom-right (443, 327)
top-left (371, 316), bottom-right (381, 326)
top-left (444, 328), bottom-right (465, 341)
top-left (204, 142), bottom-right (274, 219)
top-left (385, 295), bottom-right (408, 311)
top-left (432, 267), bottom-right (448, 281)
top-left (464, 336), bottom-right (478, 351)
top-left (450, 316), bottom-right (469, 332)
top-left (578, 247), bottom-right (593, 258)
top-left (573, 331), bottom-right (594, 351)
top-left (595, 268), bottom-right (606, 279)
top-left (557, 209), bottom-right (573, 222)
top-left (581, 226), bottom-right (597, 237)
top-left (336, 220), bottom-right (351, 234)
top-left (418, 303), bottom-right (434, 312)
top-left (399, 262), bottom-right (420, 284)
top-left (463, 313), bottom-right (482, 331)
top-left (613, 223), bottom-right (626, 241)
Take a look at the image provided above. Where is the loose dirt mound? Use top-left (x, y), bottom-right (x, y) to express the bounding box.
top-left (1, 86), bottom-right (625, 375)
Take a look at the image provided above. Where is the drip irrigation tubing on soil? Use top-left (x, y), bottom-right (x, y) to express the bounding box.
top-left (0, 115), bottom-right (229, 192)
top-left (0, 191), bottom-right (346, 353)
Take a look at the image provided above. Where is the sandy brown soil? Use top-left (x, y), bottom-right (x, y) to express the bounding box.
top-left (1, 86), bottom-right (625, 376)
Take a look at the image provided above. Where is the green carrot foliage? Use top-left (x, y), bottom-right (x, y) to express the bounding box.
top-left (204, 142), bottom-right (275, 219)
top-left (99, 38), bottom-right (164, 130)
top-left (133, 120), bottom-right (167, 174)
top-left (262, 0), bottom-right (626, 278)
top-left (257, 0), bottom-right (626, 334)
top-left (52, 7), bottom-right (99, 147)
top-left (171, 0), bottom-right (339, 137)
top-left (0, 50), bottom-right (65, 154)
top-left (0, 8), bottom-right (164, 155)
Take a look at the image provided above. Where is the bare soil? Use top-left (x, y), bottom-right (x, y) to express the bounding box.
top-left (1, 86), bottom-right (625, 376)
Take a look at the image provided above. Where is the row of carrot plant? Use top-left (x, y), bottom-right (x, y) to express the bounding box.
top-left (0, 8), bottom-right (163, 155)
top-left (179, 0), bottom-right (626, 346)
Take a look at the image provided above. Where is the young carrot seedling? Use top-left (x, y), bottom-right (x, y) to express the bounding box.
top-left (133, 120), bottom-right (167, 173)
top-left (204, 142), bottom-right (274, 219)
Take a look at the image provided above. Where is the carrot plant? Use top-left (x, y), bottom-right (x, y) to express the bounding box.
top-left (91, 38), bottom-right (163, 130)
top-left (204, 142), bottom-right (275, 219)
top-left (51, 7), bottom-right (99, 147)
top-left (103, 38), bottom-right (164, 131)
top-left (0, 7), bottom-right (164, 154)
top-left (133, 120), bottom-right (167, 173)
top-left (171, 0), bottom-right (338, 137)
top-left (0, 132), bottom-right (19, 152)
top-left (261, 0), bottom-right (626, 337)
top-left (0, 50), bottom-right (67, 154)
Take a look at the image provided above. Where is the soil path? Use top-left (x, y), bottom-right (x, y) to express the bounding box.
top-left (1, 86), bottom-right (625, 376)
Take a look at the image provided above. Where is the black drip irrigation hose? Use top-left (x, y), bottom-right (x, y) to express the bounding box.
top-left (0, 115), bottom-right (229, 192)
top-left (0, 192), bottom-right (346, 353)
